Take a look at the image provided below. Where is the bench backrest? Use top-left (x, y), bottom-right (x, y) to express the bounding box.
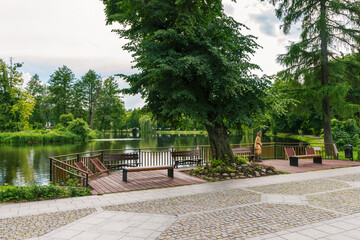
top-left (232, 147), bottom-right (252, 154)
top-left (306, 147), bottom-right (316, 155)
top-left (285, 147), bottom-right (296, 159)
top-left (171, 149), bottom-right (200, 158)
top-left (103, 153), bottom-right (139, 162)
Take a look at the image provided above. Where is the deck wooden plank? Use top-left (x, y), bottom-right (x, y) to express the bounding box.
top-left (88, 169), bottom-right (207, 194)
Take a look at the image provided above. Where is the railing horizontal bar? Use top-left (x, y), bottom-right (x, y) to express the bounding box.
top-left (53, 165), bottom-right (86, 179)
top-left (49, 157), bottom-right (88, 174)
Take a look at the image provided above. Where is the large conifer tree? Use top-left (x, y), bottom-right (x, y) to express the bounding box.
top-left (263, 0), bottom-right (360, 149)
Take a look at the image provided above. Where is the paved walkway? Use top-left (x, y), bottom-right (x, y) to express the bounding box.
top-left (1, 166), bottom-right (360, 239)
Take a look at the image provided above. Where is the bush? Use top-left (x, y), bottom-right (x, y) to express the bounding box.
top-left (0, 184), bottom-right (91, 202)
top-left (67, 118), bottom-right (90, 140)
top-left (210, 158), bottom-right (226, 168)
top-left (235, 155), bottom-right (249, 165)
top-left (59, 113), bottom-right (74, 127)
top-left (332, 119), bottom-right (360, 149)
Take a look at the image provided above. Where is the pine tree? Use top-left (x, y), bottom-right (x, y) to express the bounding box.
top-left (262, 0), bottom-right (360, 151)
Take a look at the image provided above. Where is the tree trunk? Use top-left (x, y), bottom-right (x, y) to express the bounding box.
top-left (90, 83), bottom-right (101, 129)
top-left (205, 123), bottom-right (234, 165)
top-left (320, 0), bottom-right (333, 154)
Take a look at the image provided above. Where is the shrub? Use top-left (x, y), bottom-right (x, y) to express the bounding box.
top-left (235, 155), bottom-right (249, 165)
top-left (0, 184), bottom-right (90, 202)
top-left (210, 158), bottom-right (226, 168)
top-left (332, 119), bottom-right (360, 149)
top-left (59, 113), bottom-right (74, 127)
top-left (67, 118), bottom-right (90, 140)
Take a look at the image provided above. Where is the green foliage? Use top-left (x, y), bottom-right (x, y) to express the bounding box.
top-left (94, 76), bottom-right (126, 131)
top-left (0, 184), bottom-right (90, 202)
top-left (262, 0), bottom-right (360, 144)
top-left (139, 115), bottom-right (157, 133)
top-left (235, 155), bottom-right (249, 165)
top-left (125, 108), bottom-right (141, 129)
top-left (0, 59), bottom-right (35, 131)
top-left (59, 113), bottom-right (74, 127)
top-left (67, 118), bottom-right (90, 140)
top-left (332, 119), bottom-right (360, 149)
top-left (48, 66), bottom-right (75, 123)
top-left (0, 130), bottom-right (81, 143)
top-left (210, 158), bottom-right (226, 168)
top-left (103, 0), bottom-right (276, 164)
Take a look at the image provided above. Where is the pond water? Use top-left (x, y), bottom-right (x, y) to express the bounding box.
top-left (0, 132), bottom-right (297, 186)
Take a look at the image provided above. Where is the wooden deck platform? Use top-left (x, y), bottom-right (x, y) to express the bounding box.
top-left (88, 169), bottom-right (207, 195)
top-left (259, 159), bottom-right (360, 173)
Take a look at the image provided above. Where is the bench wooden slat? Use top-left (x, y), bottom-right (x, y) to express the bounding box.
top-left (295, 154), bottom-right (322, 159)
top-left (125, 166), bottom-right (173, 172)
top-left (103, 153), bottom-right (139, 169)
top-left (171, 149), bottom-right (202, 168)
top-left (123, 166), bottom-right (174, 182)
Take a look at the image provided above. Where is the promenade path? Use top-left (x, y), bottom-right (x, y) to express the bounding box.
top-left (1, 166), bottom-right (360, 239)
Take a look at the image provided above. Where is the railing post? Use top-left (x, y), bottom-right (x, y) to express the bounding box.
top-left (85, 173), bottom-right (88, 187)
top-left (77, 154), bottom-right (80, 162)
top-left (138, 149), bottom-right (142, 167)
top-left (101, 151), bottom-right (104, 163)
top-left (274, 143), bottom-right (277, 160)
top-left (49, 158), bottom-right (53, 182)
top-left (201, 146), bottom-right (204, 165)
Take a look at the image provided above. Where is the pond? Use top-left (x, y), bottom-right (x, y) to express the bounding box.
top-left (0, 132), bottom-right (297, 186)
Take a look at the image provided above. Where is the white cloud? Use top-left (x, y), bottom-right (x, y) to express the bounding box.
top-left (0, 0), bottom-right (300, 108)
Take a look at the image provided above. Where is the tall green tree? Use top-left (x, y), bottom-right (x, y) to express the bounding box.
top-left (26, 74), bottom-right (47, 127)
top-left (80, 70), bottom-right (102, 124)
top-left (262, 0), bottom-right (360, 148)
top-left (94, 76), bottom-right (126, 131)
top-left (0, 59), bottom-right (34, 131)
top-left (48, 66), bottom-right (75, 123)
top-left (103, 0), bottom-right (270, 164)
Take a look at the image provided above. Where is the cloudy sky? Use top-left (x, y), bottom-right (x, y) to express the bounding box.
top-left (0, 0), bottom-right (299, 109)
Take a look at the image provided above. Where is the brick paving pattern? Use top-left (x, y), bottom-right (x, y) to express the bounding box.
top-left (248, 178), bottom-right (350, 195)
top-left (157, 204), bottom-right (339, 240)
top-left (104, 189), bottom-right (261, 215)
top-left (307, 188), bottom-right (360, 214)
top-left (0, 208), bottom-right (95, 239)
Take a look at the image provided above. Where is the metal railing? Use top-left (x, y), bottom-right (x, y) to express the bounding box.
top-left (49, 142), bottom-right (337, 187)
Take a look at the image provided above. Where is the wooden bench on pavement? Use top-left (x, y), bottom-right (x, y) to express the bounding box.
top-left (285, 147), bottom-right (322, 166)
top-left (171, 149), bottom-right (202, 168)
top-left (122, 166), bottom-right (174, 182)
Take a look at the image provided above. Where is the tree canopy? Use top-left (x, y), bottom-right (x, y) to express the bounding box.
top-left (262, 0), bottom-right (360, 148)
top-left (102, 0), bottom-right (272, 164)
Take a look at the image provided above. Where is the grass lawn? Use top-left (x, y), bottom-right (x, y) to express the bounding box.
top-left (268, 133), bottom-right (324, 144)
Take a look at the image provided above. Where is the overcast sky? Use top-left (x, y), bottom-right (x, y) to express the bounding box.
top-left (0, 0), bottom-right (299, 109)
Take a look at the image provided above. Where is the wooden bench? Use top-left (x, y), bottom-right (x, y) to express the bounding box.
top-left (171, 149), bottom-right (202, 168)
top-left (103, 153), bottom-right (139, 170)
top-left (122, 166), bottom-right (174, 182)
top-left (285, 147), bottom-right (322, 166)
top-left (232, 147), bottom-right (255, 161)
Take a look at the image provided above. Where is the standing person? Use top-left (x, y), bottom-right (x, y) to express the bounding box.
top-left (254, 131), bottom-right (262, 162)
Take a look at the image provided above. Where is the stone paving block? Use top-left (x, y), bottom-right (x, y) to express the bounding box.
top-left (49, 229), bottom-right (81, 239)
top-left (138, 221), bottom-right (163, 230)
top-left (329, 221), bottom-right (359, 230)
top-left (126, 228), bottom-right (154, 238)
top-left (70, 231), bottom-right (101, 240)
top-left (343, 229), bottom-right (360, 239)
top-left (94, 233), bottom-right (123, 240)
top-left (280, 232), bottom-right (313, 240)
top-left (324, 233), bottom-right (357, 240)
top-left (297, 228), bottom-right (329, 238)
top-left (314, 225), bottom-right (345, 235)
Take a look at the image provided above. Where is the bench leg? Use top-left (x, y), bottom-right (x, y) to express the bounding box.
top-left (168, 168), bottom-right (174, 178)
top-left (313, 157), bottom-right (322, 164)
top-left (290, 156), bottom-right (299, 166)
top-left (123, 169), bottom-right (128, 182)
